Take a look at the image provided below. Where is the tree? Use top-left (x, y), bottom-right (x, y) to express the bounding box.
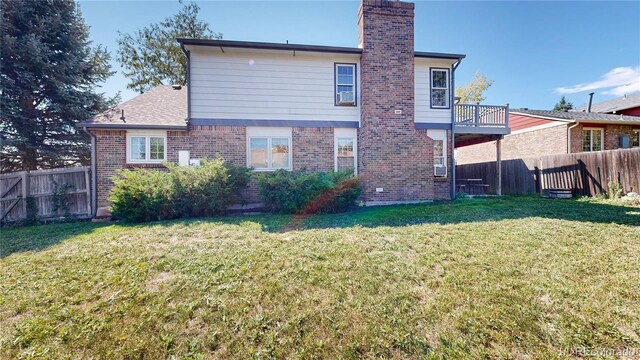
top-left (1, 0), bottom-right (115, 173)
top-left (455, 70), bottom-right (494, 104)
top-left (117, 1), bottom-right (221, 93)
top-left (553, 96), bottom-right (573, 111)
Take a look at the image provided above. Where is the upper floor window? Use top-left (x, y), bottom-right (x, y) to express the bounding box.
top-left (582, 128), bottom-right (603, 152)
top-left (126, 131), bottom-right (166, 164)
top-left (430, 68), bottom-right (450, 109)
top-left (335, 63), bottom-right (356, 106)
top-left (633, 130), bottom-right (639, 147)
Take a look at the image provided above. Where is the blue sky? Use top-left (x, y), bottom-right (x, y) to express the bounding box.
top-left (79, 0), bottom-right (640, 110)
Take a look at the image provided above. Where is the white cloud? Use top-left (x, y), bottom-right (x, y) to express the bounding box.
top-left (555, 66), bottom-right (640, 96)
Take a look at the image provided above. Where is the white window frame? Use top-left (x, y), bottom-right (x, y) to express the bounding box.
top-left (335, 63), bottom-right (357, 106)
top-left (126, 130), bottom-right (167, 164)
top-left (427, 129), bottom-right (447, 177)
top-left (334, 128), bottom-right (357, 174)
top-left (430, 68), bottom-right (450, 109)
top-left (246, 127), bottom-right (292, 171)
top-left (633, 130), bottom-right (640, 148)
top-left (582, 127), bottom-right (604, 152)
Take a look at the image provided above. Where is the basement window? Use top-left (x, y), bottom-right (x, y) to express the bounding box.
top-left (430, 68), bottom-right (450, 109)
top-left (127, 132), bottom-right (166, 163)
top-left (582, 128), bottom-right (603, 152)
top-left (335, 63), bottom-right (357, 106)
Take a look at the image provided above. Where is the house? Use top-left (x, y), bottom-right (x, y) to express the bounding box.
top-left (575, 93), bottom-right (640, 116)
top-left (456, 109), bottom-right (640, 165)
top-left (80, 0), bottom-right (509, 215)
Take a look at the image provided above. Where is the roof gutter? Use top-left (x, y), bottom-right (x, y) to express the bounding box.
top-left (450, 57), bottom-right (463, 200)
top-left (82, 126), bottom-right (97, 217)
top-left (76, 123), bottom-right (188, 130)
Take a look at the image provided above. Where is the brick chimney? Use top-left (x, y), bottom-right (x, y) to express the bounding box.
top-left (358, 0), bottom-right (435, 203)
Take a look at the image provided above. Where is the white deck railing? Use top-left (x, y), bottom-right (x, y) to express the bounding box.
top-left (455, 103), bottom-right (509, 130)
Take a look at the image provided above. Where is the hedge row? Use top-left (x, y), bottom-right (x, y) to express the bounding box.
top-left (109, 160), bottom-right (361, 222)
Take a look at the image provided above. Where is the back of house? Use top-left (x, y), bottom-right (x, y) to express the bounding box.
top-left (81, 0), bottom-right (511, 215)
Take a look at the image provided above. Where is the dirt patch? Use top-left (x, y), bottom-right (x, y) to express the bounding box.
top-left (146, 271), bottom-right (176, 292)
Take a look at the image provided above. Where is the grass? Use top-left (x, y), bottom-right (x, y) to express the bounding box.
top-left (0, 196), bottom-right (639, 359)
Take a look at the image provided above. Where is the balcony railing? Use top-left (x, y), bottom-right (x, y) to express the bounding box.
top-left (454, 103), bottom-right (509, 134)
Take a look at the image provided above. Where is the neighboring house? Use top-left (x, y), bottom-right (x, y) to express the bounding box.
top-left (575, 93), bottom-right (640, 116)
top-left (80, 0), bottom-right (509, 215)
top-left (456, 109), bottom-right (640, 164)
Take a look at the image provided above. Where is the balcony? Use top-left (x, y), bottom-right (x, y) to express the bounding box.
top-left (454, 103), bottom-right (510, 135)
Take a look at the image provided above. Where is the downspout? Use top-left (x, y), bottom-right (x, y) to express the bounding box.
top-left (82, 126), bottom-right (97, 217)
top-left (567, 121), bottom-right (579, 153)
top-left (450, 58), bottom-right (462, 200)
top-left (179, 42), bottom-right (191, 123)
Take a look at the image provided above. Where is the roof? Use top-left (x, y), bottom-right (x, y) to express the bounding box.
top-left (79, 85), bottom-right (187, 129)
top-left (510, 109), bottom-right (640, 124)
top-left (178, 38), bottom-right (465, 60)
top-left (574, 93), bottom-right (640, 113)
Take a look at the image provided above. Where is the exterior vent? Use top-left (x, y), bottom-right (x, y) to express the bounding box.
top-left (338, 91), bottom-right (355, 105)
top-left (434, 165), bottom-right (447, 177)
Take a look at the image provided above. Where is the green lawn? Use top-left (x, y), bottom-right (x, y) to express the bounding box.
top-left (1, 196), bottom-right (639, 359)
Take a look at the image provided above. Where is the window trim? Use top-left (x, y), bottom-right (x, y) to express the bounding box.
top-left (334, 63), bottom-right (357, 107)
top-left (582, 127), bottom-right (604, 152)
top-left (126, 131), bottom-right (167, 164)
top-left (429, 67), bottom-right (450, 110)
top-left (334, 128), bottom-right (357, 174)
top-left (633, 129), bottom-right (640, 148)
top-left (246, 127), bottom-right (293, 171)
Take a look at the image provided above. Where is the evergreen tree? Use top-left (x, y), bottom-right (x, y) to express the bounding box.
top-left (1, 0), bottom-right (115, 172)
top-left (117, 1), bottom-right (221, 93)
top-left (553, 96), bottom-right (573, 111)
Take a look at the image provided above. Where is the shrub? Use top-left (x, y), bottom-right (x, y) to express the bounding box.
top-left (109, 158), bottom-right (250, 223)
top-left (255, 169), bottom-right (361, 214)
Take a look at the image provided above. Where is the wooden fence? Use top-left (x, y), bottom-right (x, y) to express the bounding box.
top-left (456, 148), bottom-right (640, 196)
top-left (1, 167), bottom-right (92, 223)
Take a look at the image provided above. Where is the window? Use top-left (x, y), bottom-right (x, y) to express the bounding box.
top-left (427, 129), bottom-right (447, 177)
top-left (247, 127), bottom-right (292, 171)
top-left (334, 128), bottom-right (357, 173)
top-left (430, 68), bottom-right (450, 109)
top-left (582, 128), bottom-right (603, 152)
top-left (335, 63), bottom-right (356, 106)
top-left (633, 130), bottom-right (640, 147)
top-left (434, 140), bottom-right (445, 167)
top-left (127, 132), bottom-right (166, 163)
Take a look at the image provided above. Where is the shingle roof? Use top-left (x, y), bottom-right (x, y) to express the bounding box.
top-left (574, 93), bottom-right (640, 113)
top-left (80, 85), bottom-right (187, 129)
top-left (511, 109), bottom-right (640, 124)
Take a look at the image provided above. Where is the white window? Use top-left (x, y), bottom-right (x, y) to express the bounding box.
top-left (335, 63), bottom-right (356, 106)
top-left (126, 131), bottom-right (167, 163)
top-left (582, 128), bottom-right (603, 152)
top-left (427, 129), bottom-right (447, 177)
top-left (430, 68), bottom-right (450, 109)
top-left (633, 130), bottom-right (640, 148)
top-left (247, 127), bottom-right (292, 171)
top-left (334, 128), bottom-right (357, 173)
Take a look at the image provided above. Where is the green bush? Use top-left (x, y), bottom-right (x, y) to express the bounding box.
top-left (254, 169), bottom-right (361, 214)
top-left (109, 158), bottom-right (250, 223)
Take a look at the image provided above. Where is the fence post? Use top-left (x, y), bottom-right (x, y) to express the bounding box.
top-left (496, 138), bottom-right (502, 196)
top-left (21, 171), bottom-right (30, 217)
top-left (474, 102), bottom-right (480, 127)
top-left (538, 158), bottom-right (544, 197)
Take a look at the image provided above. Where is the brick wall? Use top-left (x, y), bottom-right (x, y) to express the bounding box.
top-left (569, 124), bottom-right (638, 153)
top-left (292, 127), bottom-right (334, 172)
top-left (358, 0), bottom-right (443, 203)
top-left (92, 130), bottom-right (126, 208)
top-left (456, 124), bottom-right (568, 164)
